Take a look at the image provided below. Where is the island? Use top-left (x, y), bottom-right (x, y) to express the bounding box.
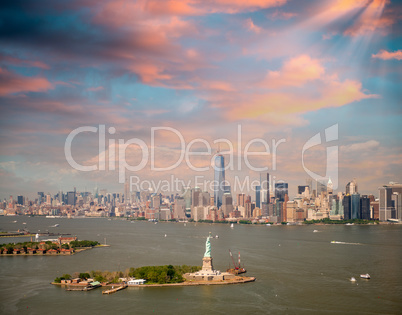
top-left (0, 237), bottom-right (105, 256)
top-left (52, 232), bottom-right (255, 293)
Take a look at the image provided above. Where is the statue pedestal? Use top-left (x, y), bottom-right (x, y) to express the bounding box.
top-left (202, 256), bottom-right (214, 273)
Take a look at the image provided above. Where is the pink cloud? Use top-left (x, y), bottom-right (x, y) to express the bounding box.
top-left (372, 49), bottom-right (402, 60)
top-left (244, 18), bottom-right (262, 34)
top-left (264, 55), bottom-right (325, 88)
top-left (0, 54), bottom-right (50, 69)
top-left (145, 0), bottom-right (288, 15)
top-left (207, 55), bottom-right (377, 125)
top-left (0, 68), bottom-right (53, 96)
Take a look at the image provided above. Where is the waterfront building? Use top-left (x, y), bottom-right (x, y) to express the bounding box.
top-left (174, 197), bottom-right (186, 219)
top-left (351, 193), bottom-right (360, 219)
top-left (343, 195), bottom-right (351, 220)
top-left (255, 185), bottom-right (261, 208)
top-left (379, 183), bottom-right (402, 221)
top-left (360, 195), bottom-right (371, 220)
top-left (213, 153), bottom-right (225, 209)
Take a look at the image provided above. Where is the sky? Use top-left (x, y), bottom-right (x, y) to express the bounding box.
top-left (0, 0), bottom-right (401, 200)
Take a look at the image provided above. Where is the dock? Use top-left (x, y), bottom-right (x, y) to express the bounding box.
top-left (102, 284), bottom-right (127, 294)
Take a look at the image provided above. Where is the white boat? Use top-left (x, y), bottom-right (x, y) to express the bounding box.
top-left (266, 223), bottom-right (271, 226)
top-left (50, 224), bottom-right (59, 227)
top-left (313, 230), bottom-right (319, 233)
top-left (230, 223), bottom-right (234, 228)
top-left (345, 223), bottom-right (354, 226)
top-left (360, 273), bottom-right (370, 279)
top-left (12, 220), bottom-right (17, 223)
top-left (350, 277), bottom-right (356, 282)
top-left (22, 222), bottom-right (27, 225)
top-left (215, 235), bottom-right (219, 238)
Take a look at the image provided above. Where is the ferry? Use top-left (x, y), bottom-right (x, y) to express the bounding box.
top-left (360, 273), bottom-right (370, 279)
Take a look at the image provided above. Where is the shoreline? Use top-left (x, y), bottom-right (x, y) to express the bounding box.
top-left (52, 276), bottom-right (256, 288)
top-left (0, 245), bottom-right (109, 257)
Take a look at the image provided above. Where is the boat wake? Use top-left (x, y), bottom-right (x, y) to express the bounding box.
top-left (331, 241), bottom-right (362, 245)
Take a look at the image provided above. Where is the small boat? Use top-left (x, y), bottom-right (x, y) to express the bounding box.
top-left (360, 273), bottom-right (370, 279)
top-left (350, 277), bottom-right (356, 282)
top-left (266, 223), bottom-right (271, 226)
top-left (313, 230), bottom-right (319, 233)
top-left (164, 234), bottom-right (167, 237)
top-left (12, 220), bottom-right (17, 223)
top-left (215, 235), bottom-right (219, 238)
top-left (22, 222), bottom-right (27, 225)
top-left (50, 224), bottom-right (59, 227)
top-left (230, 223), bottom-right (234, 228)
top-left (345, 223), bottom-right (354, 226)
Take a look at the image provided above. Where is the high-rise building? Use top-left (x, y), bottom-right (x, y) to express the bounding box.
top-left (192, 187), bottom-right (201, 207)
top-left (360, 195), bottom-right (370, 220)
top-left (379, 183), bottom-right (402, 221)
top-left (275, 182), bottom-right (288, 202)
top-left (237, 193), bottom-right (245, 207)
top-left (298, 186), bottom-right (308, 195)
top-left (222, 193), bottom-right (233, 217)
top-left (213, 154), bottom-right (225, 209)
top-left (17, 195), bottom-right (24, 205)
top-left (351, 193), bottom-right (360, 219)
top-left (343, 195), bottom-right (351, 220)
top-left (67, 191), bottom-right (76, 206)
top-left (346, 179), bottom-right (358, 195)
top-left (255, 185), bottom-right (261, 208)
top-left (174, 197), bottom-right (186, 219)
top-left (316, 180), bottom-right (327, 195)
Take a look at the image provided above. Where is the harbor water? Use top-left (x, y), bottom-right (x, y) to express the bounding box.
top-left (0, 216), bottom-right (401, 314)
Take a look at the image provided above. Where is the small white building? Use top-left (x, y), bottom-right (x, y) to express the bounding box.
top-left (127, 279), bottom-right (146, 285)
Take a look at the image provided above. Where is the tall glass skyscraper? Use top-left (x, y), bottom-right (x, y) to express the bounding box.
top-left (214, 154), bottom-right (225, 208)
top-left (351, 193), bottom-right (360, 219)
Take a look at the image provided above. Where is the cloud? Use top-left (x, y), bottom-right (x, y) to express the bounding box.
top-left (263, 55), bottom-right (325, 88)
top-left (341, 140), bottom-right (380, 153)
top-left (212, 55), bottom-right (378, 124)
top-left (244, 18), bottom-right (262, 34)
top-left (144, 0), bottom-right (288, 15)
top-left (0, 67), bottom-right (53, 96)
top-left (303, 0), bottom-right (394, 37)
top-left (0, 54), bottom-right (50, 69)
top-left (86, 86), bottom-right (104, 92)
top-left (372, 49), bottom-right (402, 60)
top-left (269, 10), bottom-right (297, 20)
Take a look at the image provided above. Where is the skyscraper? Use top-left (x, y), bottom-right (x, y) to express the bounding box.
top-left (343, 195), bottom-right (351, 220)
top-left (255, 185), bottom-right (261, 208)
top-left (237, 193), bottom-right (245, 207)
top-left (360, 195), bottom-right (370, 220)
top-left (275, 182), bottom-right (288, 202)
top-left (213, 154), bottom-right (225, 208)
top-left (379, 182), bottom-right (402, 221)
top-left (351, 193), bottom-right (360, 219)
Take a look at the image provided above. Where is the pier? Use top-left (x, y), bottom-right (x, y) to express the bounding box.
top-left (102, 284), bottom-right (127, 294)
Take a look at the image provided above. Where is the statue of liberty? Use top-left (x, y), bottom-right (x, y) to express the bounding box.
top-left (204, 232), bottom-right (212, 257)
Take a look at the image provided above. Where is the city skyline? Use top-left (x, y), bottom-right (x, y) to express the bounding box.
top-left (0, 0), bottom-right (401, 199)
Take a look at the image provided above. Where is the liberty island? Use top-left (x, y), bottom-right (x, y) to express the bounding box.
top-left (52, 231), bottom-right (255, 293)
